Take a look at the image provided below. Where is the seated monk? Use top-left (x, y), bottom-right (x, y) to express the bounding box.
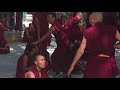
top-left (1, 17), bottom-right (8, 29)
top-left (0, 23), bottom-right (10, 54)
top-left (0, 39), bottom-right (10, 54)
top-left (16, 44), bottom-right (39, 78)
top-left (25, 55), bottom-right (48, 78)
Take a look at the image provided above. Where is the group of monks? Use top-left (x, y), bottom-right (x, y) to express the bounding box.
top-left (0, 17), bottom-right (10, 54)
top-left (16, 12), bottom-right (120, 78)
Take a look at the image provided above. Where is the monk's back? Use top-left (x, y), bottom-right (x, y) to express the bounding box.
top-left (84, 22), bottom-right (117, 56)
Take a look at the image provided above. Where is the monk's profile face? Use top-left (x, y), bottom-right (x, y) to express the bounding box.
top-left (35, 56), bottom-right (46, 69)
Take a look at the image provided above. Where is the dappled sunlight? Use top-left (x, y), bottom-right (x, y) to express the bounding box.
top-left (18, 45), bottom-right (26, 50)
top-left (47, 48), bottom-right (55, 54)
top-left (10, 47), bottom-right (14, 51)
top-left (10, 47), bottom-right (17, 53)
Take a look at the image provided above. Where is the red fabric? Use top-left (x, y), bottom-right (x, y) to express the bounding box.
top-left (32, 12), bottom-right (50, 66)
top-left (26, 65), bottom-right (48, 78)
top-left (51, 20), bottom-right (71, 72)
top-left (0, 25), bottom-right (10, 54)
top-left (32, 12), bottom-right (50, 48)
top-left (0, 24), bottom-right (6, 39)
top-left (84, 22), bottom-right (117, 56)
top-left (22, 27), bottom-right (34, 43)
top-left (16, 52), bottom-right (34, 78)
top-left (1, 19), bottom-right (8, 28)
top-left (72, 12), bottom-right (77, 17)
top-left (32, 12), bottom-right (49, 42)
top-left (83, 22), bottom-right (120, 78)
top-left (15, 12), bottom-right (21, 31)
top-left (55, 18), bottom-right (62, 26)
top-left (64, 16), bottom-right (83, 41)
top-left (84, 56), bottom-right (120, 78)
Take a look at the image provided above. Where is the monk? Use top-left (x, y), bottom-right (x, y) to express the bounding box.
top-left (67, 12), bottom-right (120, 78)
top-left (22, 23), bottom-right (34, 43)
top-left (63, 12), bottom-right (84, 53)
top-left (25, 55), bottom-right (48, 78)
top-left (1, 17), bottom-right (8, 29)
top-left (33, 13), bottom-right (70, 74)
top-left (23, 23), bottom-right (35, 53)
top-left (31, 12), bottom-right (50, 66)
top-left (0, 23), bottom-right (10, 54)
top-left (63, 12), bottom-right (87, 72)
top-left (16, 44), bottom-right (39, 78)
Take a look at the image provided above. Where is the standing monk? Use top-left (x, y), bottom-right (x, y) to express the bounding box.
top-left (63, 12), bottom-right (85, 54)
top-left (33, 13), bottom-right (70, 74)
top-left (31, 12), bottom-right (50, 66)
top-left (63, 12), bottom-right (86, 72)
top-left (67, 12), bottom-right (120, 78)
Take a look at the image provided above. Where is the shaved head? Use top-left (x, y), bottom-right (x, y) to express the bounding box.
top-left (35, 55), bottom-right (45, 61)
top-left (34, 54), bottom-right (46, 69)
top-left (90, 12), bottom-right (103, 22)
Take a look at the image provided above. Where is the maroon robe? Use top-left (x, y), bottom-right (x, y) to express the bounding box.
top-left (22, 27), bottom-right (34, 43)
top-left (16, 52), bottom-right (34, 78)
top-left (64, 16), bottom-right (83, 42)
top-left (63, 16), bottom-right (85, 72)
top-left (84, 22), bottom-right (120, 78)
top-left (51, 20), bottom-right (71, 73)
top-left (15, 12), bottom-right (22, 31)
top-left (26, 65), bottom-right (48, 78)
top-left (32, 12), bottom-right (50, 61)
top-left (23, 27), bottom-right (35, 53)
top-left (1, 18), bottom-right (8, 29)
top-left (0, 25), bottom-right (10, 54)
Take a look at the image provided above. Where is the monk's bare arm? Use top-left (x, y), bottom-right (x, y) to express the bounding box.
top-left (114, 30), bottom-right (120, 49)
top-left (34, 27), bottom-right (55, 44)
top-left (25, 71), bottom-right (35, 78)
top-left (70, 36), bottom-right (86, 67)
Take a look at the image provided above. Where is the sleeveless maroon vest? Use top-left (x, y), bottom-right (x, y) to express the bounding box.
top-left (26, 65), bottom-right (48, 78)
top-left (84, 22), bottom-right (117, 56)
